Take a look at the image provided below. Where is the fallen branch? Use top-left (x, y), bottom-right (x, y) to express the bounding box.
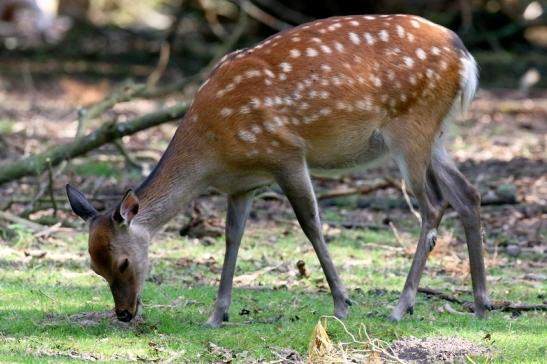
top-left (418, 287), bottom-right (547, 313)
top-left (317, 179), bottom-right (398, 200)
top-left (75, 81), bottom-right (146, 137)
top-left (417, 287), bottom-right (464, 305)
top-left (0, 210), bottom-right (47, 232)
top-left (0, 102), bottom-right (189, 185)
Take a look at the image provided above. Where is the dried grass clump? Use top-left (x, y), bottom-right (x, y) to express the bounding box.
top-left (306, 316), bottom-right (404, 364)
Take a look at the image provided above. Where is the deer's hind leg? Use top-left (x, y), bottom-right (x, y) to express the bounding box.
top-left (382, 123), bottom-right (447, 321)
top-left (432, 146), bottom-right (491, 318)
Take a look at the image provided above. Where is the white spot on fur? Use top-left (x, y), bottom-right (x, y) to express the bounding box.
top-left (350, 20), bottom-right (359, 26)
top-left (280, 62), bottom-right (292, 73)
top-left (410, 19), bottom-right (420, 28)
top-left (291, 37), bottom-right (301, 42)
top-left (349, 32), bottom-right (360, 45)
top-left (416, 48), bottom-right (426, 60)
top-left (238, 130), bottom-right (256, 143)
top-left (409, 75), bottom-right (417, 85)
top-left (321, 64), bottom-right (332, 72)
top-left (334, 41), bottom-right (345, 52)
top-left (407, 33), bottom-right (415, 42)
top-left (264, 97), bottom-right (274, 107)
top-left (263, 69), bottom-right (275, 78)
top-left (245, 69), bottom-right (261, 78)
top-left (289, 49), bottom-right (301, 58)
top-left (431, 46), bottom-right (441, 56)
top-left (220, 108), bottom-right (233, 117)
top-left (250, 98), bottom-right (261, 109)
top-left (363, 16), bottom-right (375, 20)
top-left (331, 76), bottom-right (342, 86)
top-left (356, 99), bottom-right (372, 110)
top-left (298, 102), bottom-right (310, 110)
top-left (306, 48), bottom-right (318, 57)
top-left (403, 56), bottom-right (414, 68)
top-left (311, 37), bottom-right (322, 43)
top-left (251, 124), bottom-right (262, 134)
top-left (240, 106), bottom-right (251, 114)
top-left (319, 91), bottom-right (330, 99)
top-left (379, 30), bottom-right (389, 42)
top-left (396, 25), bottom-right (405, 38)
top-left (319, 107), bottom-right (332, 115)
top-left (373, 76), bottom-right (382, 87)
top-left (364, 32), bottom-right (376, 45)
top-left (320, 44), bottom-right (332, 54)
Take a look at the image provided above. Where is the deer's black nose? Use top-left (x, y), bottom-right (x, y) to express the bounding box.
top-left (116, 309), bottom-right (133, 322)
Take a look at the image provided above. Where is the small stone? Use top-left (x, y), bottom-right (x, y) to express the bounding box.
top-left (505, 244), bottom-right (521, 257)
top-left (496, 184), bottom-right (517, 203)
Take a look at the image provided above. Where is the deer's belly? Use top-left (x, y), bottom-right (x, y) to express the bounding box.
top-left (306, 128), bottom-right (389, 170)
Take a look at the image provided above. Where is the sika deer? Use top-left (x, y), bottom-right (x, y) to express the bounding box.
top-left (67, 14), bottom-right (491, 325)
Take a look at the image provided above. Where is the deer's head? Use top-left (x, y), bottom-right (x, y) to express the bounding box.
top-left (66, 185), bottom-right (150, 322)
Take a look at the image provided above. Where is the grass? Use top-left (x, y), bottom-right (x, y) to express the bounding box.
top-left (0, 216), bottom-right (545, 363)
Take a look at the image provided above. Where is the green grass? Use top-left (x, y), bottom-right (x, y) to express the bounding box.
top-left (0, 219), bottom-right (545, 363)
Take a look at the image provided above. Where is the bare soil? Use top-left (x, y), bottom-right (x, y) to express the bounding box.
top-left (389, 336), bottom-right (491, 363)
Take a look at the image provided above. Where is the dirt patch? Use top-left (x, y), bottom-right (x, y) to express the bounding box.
top-left (42, 310), bottom-right (144, 328)
top-left (389, 336), bottom-right (490, 363)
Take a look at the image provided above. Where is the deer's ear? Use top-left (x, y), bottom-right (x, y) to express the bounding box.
top-left (66, 184), bottom-right (98, 221)
top-left (113, 189), bottom-right (139, 226)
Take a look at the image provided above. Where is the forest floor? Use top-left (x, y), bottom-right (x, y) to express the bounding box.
top-left (0, 76), bottom-right (546, 363)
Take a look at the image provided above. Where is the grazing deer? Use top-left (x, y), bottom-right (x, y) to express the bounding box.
top-left (67, 14), bottom-right (491, 325)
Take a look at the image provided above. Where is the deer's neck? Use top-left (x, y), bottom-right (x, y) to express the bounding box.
top-left (133, 125), bottom-right (211, 235)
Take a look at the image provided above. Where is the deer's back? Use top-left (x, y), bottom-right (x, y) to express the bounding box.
top-left (187, 14), bottom-right (468, 170)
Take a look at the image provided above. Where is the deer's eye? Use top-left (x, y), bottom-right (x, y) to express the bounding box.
top-left (119, 258), bottom-right (129, 273)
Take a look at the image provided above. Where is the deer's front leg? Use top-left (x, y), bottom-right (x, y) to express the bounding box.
top-left (276, 162), bottom-right (351, 319)
top-left (205, 191), bottom-right (254, 328)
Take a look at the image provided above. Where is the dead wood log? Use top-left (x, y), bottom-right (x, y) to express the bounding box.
top-left (418, 286), bottom-right (547, 314)
top-left (316, 179), bottom-right (399, 200)
top-left (0, 102), bottom-right (189, 185)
